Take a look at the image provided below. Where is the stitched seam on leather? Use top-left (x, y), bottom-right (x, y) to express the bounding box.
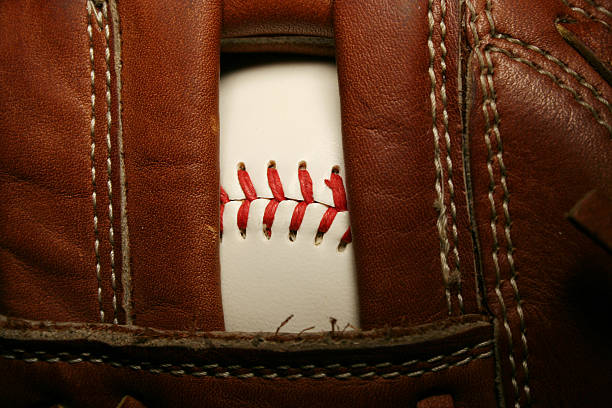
top-left (0, 340), bottom-right (493, 380)
top-left (463, 0), bottom-right (490, 320)
top-left (488, 46), bottom-right (611, 134)
top-left (101, 2), bottom-right (118, 325)
top-left (587, 0), bottom-right (612, 17)
top-left (441, 0), bottom-right (465, 314)
top-left (220, 164), bottom-right (351, 249)
top-left (0, 314), bottom-right (491, 345)
top-left (87, 0), bottom-right (105, 324)
top-left (479, 51), bottom-right (521, 408)
top-left (483, 1), bottom-right (532, 405)
top-left (429, 0), bottom-right (454, 316)
top-left (465, 0), bottom-right (529, 406)
top-left (493, 33), bottom-right (611, 111)
top-left (108, 0), bottom-right (133, 326)
top-left (561, 0), bottom-right (612, 27)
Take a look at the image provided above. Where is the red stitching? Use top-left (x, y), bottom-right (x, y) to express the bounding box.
top-left (220, 187), bottom-right (230, 234)
top-left (220, 164), bottom-right (352, 249)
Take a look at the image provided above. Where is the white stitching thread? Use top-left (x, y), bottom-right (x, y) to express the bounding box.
top-left (480, 50), bottom-right (521, 407)
top-left (429, 0), bottom-right (453, 315)
top-left (465, 0), bottom-right (531, 406)
top-left (587, 0), bottom-right (612, 17)
top-left (483, 1), bottom-right (531, 405)
top-left (560, 0), bottom-right (611, 28)
top-left (0, 340), bottom-right (493, 380)
top-left (489, 46), bottom-right (611, 134)
top-left (440, 0), bottom-right (464, 314)
top-left (493, 33), bottom-right (611, 112)
top-left (101, 2), bottom-right (118, 325)
top-left (87, 0), bottom-right (104, 324)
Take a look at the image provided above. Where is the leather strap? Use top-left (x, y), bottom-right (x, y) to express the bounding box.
top-left (335, 0), bottom-right (479, 329)
top-left (117, 0), bottom-right (224, 330)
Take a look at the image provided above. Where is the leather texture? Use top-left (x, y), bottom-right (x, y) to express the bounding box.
top-left (335, 0), bottom-right (480, 330)
top-left (1, 0), bottom-right (611, 406)
top-left (0, 316), bottom-right (497, 408)
top-left (117, 0), bottom-right (224, 331)
top-left (465, 1), bottom-right (612, 406)
top-left (221, 0), bottom-right (334, 55)
top-left (568, 190), bottom-right (612, 253)
top-left (0, 0), bottom-right (123, 324)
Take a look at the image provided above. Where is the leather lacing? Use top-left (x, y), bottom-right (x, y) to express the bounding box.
top-left (220, 162), bottom-right (352, 251)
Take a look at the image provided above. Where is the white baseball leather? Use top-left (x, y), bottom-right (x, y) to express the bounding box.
top-left (219, 59), bottom-right (360, 333)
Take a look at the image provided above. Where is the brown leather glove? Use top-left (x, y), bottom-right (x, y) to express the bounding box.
top-left (1, 0), bottom-right (610, 406)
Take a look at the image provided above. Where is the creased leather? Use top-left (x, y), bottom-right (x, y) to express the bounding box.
top-left (465, 0), bottom-right (612, 406)
top-left (222, 0), bottom-right (332, 39)
top-left (1, 0), bottom-right (611, 406)
top-left (118, 0), bottom-right (224, 331)
top-left (221, 0), bottom-right (333, 55)
top-left (0, 315), bottom-right (497, 408)
top-left (335, 0), bottom-right (479, 330)
top-left (0, 0), bottom-right (124, 323)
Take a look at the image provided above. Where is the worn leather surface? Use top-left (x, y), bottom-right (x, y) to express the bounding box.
top-left (336, 0), bottom-right (480, 330)
top-left (118, 0), bottom-right (224, 331)
top-left (465, 0), bottom-right (612, 406)
top-left (0, 0), bottom-right (124, 323)
top-left (0, 316), bottom-right (497, 408)
top-left (222, 0), bottom-right (332, 39)
top-left (1, 0), bottom-right (611, 406)
top-left (221, 0), bottom-right (334, 55)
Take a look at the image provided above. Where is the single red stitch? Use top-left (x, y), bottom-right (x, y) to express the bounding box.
top-left (263, 167), bottom-right (286, 238)
top-left (238, 169), bottom-right (257, 201)
top-left (289, 169), bottom-right (315, 236)
top-left (263, 200), bottom-right (280, 238)
top-left (325, 173), bottom-right (348, 211)
top-left (236, 168), bottom-right (257, 236)
top-left (237, 200), bottom-right (251, 235)
top-left (318, 207), bottom-right (339, 234)
top-left (318, 172), bottom-right (351, 244)
top-left (341, 227), bottom-right (352, 244)
top-left (267, 167), bottom-right (285, 201)
top-left (220, 187), bottom-right (230, 204)
top-left (289, 201), bottom-right (309, 233)
top-left (220, 187), bottom-right (229, 234)
top-left (298, 168), bottom-right (314, 203)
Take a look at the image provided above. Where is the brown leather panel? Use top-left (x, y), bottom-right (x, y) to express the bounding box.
top-left (118, 0), bottom-right (224, 330)
top-left (0, 316), bottom-right (497, 408)
top-left (335, 0), bottom-right (479, 330)
top-left (222, 0), bottom-right (333, 39)
top-left (465, 1), bottom-right (612, 406)
top-left (0, 1), bottom-right (121, 323)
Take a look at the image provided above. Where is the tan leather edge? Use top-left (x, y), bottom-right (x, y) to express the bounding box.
top-left (0, 314), bottom-right (489, 351)
top-left (109, 0), bottom-right (133, 326)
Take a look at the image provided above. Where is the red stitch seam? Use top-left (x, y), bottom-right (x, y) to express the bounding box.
top-left (220, 164), bottom-right (352, 249)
